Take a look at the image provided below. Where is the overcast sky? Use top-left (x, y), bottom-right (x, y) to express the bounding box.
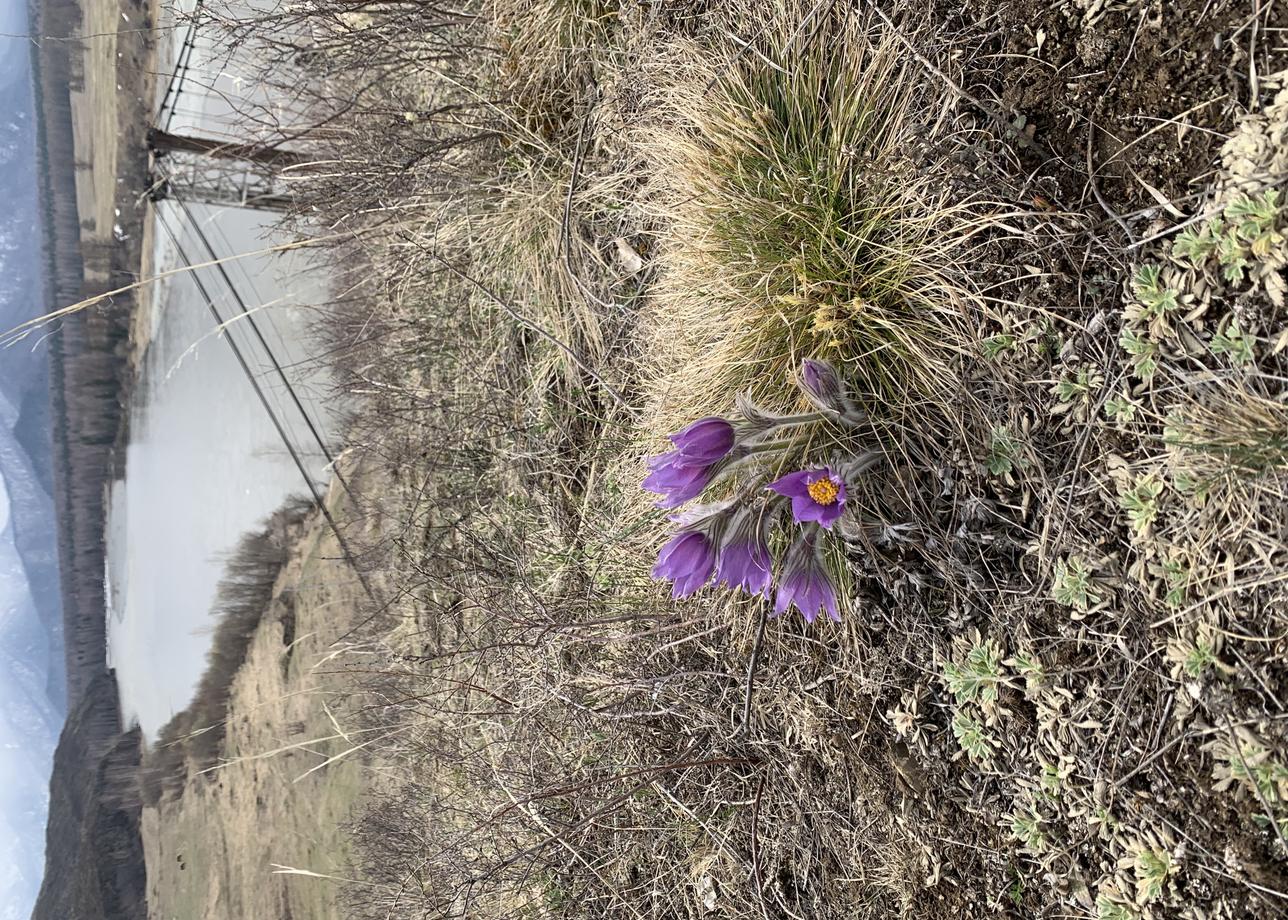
top-left (0, 2), bottom-right (64, 918)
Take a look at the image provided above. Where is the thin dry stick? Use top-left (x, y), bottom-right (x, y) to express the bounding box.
top-left (737, 608), bottom-right (769, 737)
top-left (559, 90), bottom-right (617, 317)
top-left (750, 774), bottom-right (771, 920)
top-left (1250, 0), bottom-right (1263, 110)
top-left (1086, 120), bottom-right (1136, 245)
top-left (0, 230), bottom-right (360, 347)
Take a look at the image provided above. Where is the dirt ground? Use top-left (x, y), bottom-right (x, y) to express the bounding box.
top-left (69, 0), bottom-right (153, 284)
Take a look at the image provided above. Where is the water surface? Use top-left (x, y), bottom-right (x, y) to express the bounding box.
top-left (106, 202), bottom-right (343, 737)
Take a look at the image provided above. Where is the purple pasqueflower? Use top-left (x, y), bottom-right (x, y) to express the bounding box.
top-left (644, 452), bottom-right (715, 508)
top-left (773, 529), bottom-right (839, 624)
top-left (643, 417), bottom-right (736, 508)
top-left (652, 530), bottom-right (718, 598)
top-left (801, 359), bottom-right (844, 410)
top-left (799, 358), bottom-right (865, 426)
top-left (713, 507), bottom-right (772, 597)
top-left (650, 500), bottom-right (735, 598)
top-left (669, 417), bottom-right (737, 464)
top-left (767, 466), bottom-right (847, 529)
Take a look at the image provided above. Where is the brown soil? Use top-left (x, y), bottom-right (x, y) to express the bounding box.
top-left (946, 0), bottom-right (1288, 222)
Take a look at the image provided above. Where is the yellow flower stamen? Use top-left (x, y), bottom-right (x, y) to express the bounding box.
top-left (807, 477), bottom-right (839, 506)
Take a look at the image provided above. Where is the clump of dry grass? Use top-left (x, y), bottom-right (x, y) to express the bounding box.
top-left (639, 7), bottom-right (987, 435)
top-left (1164, 383), bottom-right (1288, 485)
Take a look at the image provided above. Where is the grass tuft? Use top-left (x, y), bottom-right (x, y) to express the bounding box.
top-left (640, 10), bottom-right (987, 435)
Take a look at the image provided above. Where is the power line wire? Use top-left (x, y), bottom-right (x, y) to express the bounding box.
top-left (153, 204), bottom-right (375, 603)
top-left (156, 0), bottom-right (206, 133)
top-left (161, 180), bottom-right (356, 503)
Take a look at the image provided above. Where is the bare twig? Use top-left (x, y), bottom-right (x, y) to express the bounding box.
top-left (1086, 120), bottom-right (1136, 246)
top-left (736, 608), bottom-right (769, 737)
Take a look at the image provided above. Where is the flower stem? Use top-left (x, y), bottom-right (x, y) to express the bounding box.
top-left (769, 411), bottom-right (828, 428)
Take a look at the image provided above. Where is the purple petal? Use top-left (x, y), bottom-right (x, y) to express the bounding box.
top-left (822, 580), bottom-right (840, 622)
top-left (653, 531), bottom-right (706, 580)
top-left (790, 494), bottom-right (825, 524)
top-left (767, 470), bottom-right (812, 500)
top-left (672, 562), bottom-right (715, 598)
top-left (773, 571), bottom-right (802, 618)
top-left (801, 359), bottom-right (841, 407)
top-left (813, 500), bottom-right (844, 530)
top-left (654, 531), bottom-right (716, 597)
top-left (644, 461), bottom-right (711, 508)
top-left (715, 539), bottom-right (771, 596)
top-left (671, 417), bottom-right (735, 464)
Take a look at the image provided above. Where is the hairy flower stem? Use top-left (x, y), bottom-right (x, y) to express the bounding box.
top-left (769, 412), bottom-right (828, 427)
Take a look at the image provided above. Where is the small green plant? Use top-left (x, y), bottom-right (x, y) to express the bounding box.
top-left (1088, 806), bottom-right (1120, 841)
top-left (943, 638), bottom-right (1005, 705)
top-left (1006, 870), bottom-right (1025, 907)
top-left (1132, 846), bottom-right (1173, 904)
top-left (1160, 558), bottom-right (1190, 609)
top-left (1009, 809), bottom-right (1047, 853)
top-left (1171, 468), bottom-right (1208, 501)
top-left (1215, 737), bottom-right (1288, 806)
top-left (543, 873), bottom-right (570, 909)
top-left (1167, 624), bottom-right (1229, 682)
top-left (1052, 556), bottom-right (1101, 611)
top-left (1008, 652), bottom-right (1045, 694)
top-left (1104, 391), bottom-right (1138, 423)
top-left (1216, 229), bottom-right (1251, 283)
top-left (1128, 264), bottom-right (1180, 322)
top-left (1119, 474), bottom-right (1163, 534)
top-left (1227, 188), bottom-right (1283, 258)
top-left (1096, 893), bottom-right (1136, 920)
top-left (1167, 633), bottom-right (1219, 680)
top-left (981, 333), bottom-right (1017, 360)
top-left (1054, 365), bottom-right (1102, 403)
top-left (1253, 812), bottom-right (1288, 838)
top-left (1038, 759), bottom-right (1066, 800)
top-left (951, 710), bottom-right (996, 764)
top-left (986, 425), bottom-right (1025, 476)
top-left (1172, 220), bottom-right (1221, 267)
top-left (1182, 640), bottom-right (1216, 677)
top-left (1118, 327), bottom-right (1159, 380)
top-left (1209, 317), bottom-right (1255, 366)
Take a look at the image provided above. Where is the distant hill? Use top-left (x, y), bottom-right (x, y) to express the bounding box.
top-left (31, 671), bottom-right (146, 920)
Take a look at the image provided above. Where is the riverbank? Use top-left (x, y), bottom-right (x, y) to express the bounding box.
top-left (138, 462), bottom-right (377, 920)
top-left (278, 3), bottom-right (1288, 918)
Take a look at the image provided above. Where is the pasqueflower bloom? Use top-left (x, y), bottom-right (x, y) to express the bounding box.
top-left (801, 359), bottom-right (843, 410)
top-left (774, 529), bottom-right (839, 623)
top-left (767, 466), bottom-right (847, 529)
top-left (713, 507), bottom-right (772, 597)
top-left (643, 417), bottom-right (736, 508)
top-left (799, 358), bottom-right (865, 425)
top-left (652, 529), bottom-right (718, 598)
